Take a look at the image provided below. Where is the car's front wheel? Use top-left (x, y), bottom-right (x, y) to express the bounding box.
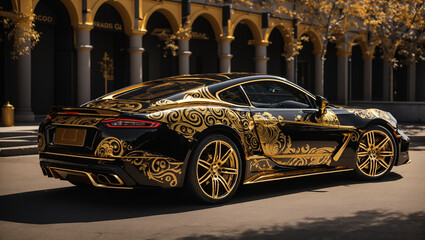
top-left (186, 134), bottom-right (242, 204)
top-left (354, 125), bottom-right (396, 180)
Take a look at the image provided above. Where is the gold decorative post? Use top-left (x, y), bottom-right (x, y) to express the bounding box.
top-left (98, 52), bottom-right (114, 94)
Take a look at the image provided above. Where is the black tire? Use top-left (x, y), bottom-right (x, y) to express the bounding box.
top-left (354, 125), bottom-right (396, 180)
top-left (185, 134), bottom-right (242, 204)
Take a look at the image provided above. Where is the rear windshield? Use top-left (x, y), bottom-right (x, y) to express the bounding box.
top-left (114, 79), bottom-right (218, 101)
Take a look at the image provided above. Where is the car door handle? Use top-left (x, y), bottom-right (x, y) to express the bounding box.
top-left (302, 109), bottom-right (317, 114)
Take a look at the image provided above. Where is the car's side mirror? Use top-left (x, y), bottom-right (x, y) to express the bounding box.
top-left (315, 95), bottom-right (329, 116)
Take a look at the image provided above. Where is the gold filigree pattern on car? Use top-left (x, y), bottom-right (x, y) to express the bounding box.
top-left (248, 156), bottom-right (274, 172)
top-left (52, 116), bottom-right (104, 126)
top-left (253, 112), bottom-right (337, 166)
top-left (94, 137), bottom-right (133, 158)
top-left (122, 151), bottom-right (183, 187)
top-left (148, 107), bottom-right (260, 155)
top-left (149, 99), bottom-right (176, 108)
top-left (347, 109), bottom-right (395, 126)
top-left (274, 145), bottom-right (336, 166)
top-left (86, 99), bottom-right (143, 112)
top-left (244, 131), bottom-right (261, 153)
top-left (253, 112), bottom-right (290, 156)
top-left (183, 87), bottom-right (218, 100)
top-left (351, 131), bottom-right (361, 142)
top-left (38, 132), bottom-right (45, 152)
top-left (149, 107), bottom-right (246, 137)
top-left (294, 109), bottom-right (340, 126)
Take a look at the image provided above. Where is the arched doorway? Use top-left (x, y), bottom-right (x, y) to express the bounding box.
top-left (32, 0), bottom-right (75, 115)
top-left (190, 15), bottom-right (218, 74)
top-left (143, 11), bottom-right (178, 81)
top-left (267, 28), bottom-right (286, 77)
top-left (324, 42), bottom-right (337, 101)
top-left (372, 47), bottom-right (384, 100)
top-left (350, 45), bottom-right (364, 100)
top-left (91, 3), bottom-right (129, 99)
top-left (231, 22), bottom-right (255, 72)
top-left (297, 37), bottom-right (315, 93)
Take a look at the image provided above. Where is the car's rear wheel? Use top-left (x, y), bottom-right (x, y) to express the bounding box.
top-left (354, 125), bottom-right (396, 180)
top-left (186, 134), bottom-right (242, 204)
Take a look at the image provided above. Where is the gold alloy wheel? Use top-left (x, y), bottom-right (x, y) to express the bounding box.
top-left (196, 140), bottom-right (239, 199)
top-left (356, 130), bottom-right (394, 177)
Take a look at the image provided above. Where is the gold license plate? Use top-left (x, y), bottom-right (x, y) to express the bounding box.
top-left (55, 127), bottom-right (87, 147)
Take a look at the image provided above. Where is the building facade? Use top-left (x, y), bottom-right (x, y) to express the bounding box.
top-left (1, 0), bottom-right (424, 122)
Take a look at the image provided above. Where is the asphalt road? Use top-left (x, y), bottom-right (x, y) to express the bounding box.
top-left (0, 146), bottom-right (424, 239)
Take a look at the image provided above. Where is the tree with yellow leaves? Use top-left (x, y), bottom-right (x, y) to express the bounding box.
top-left (270, 0), bottom-right (359, 95)
top-left (353, 0), bottom-right (425, 100)
top-left (0, 8), bottom-right (40, 60)
top-left (354, 0), bottom-right (425, 67)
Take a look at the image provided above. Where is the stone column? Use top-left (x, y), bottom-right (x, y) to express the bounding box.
top-left (75, 26), bottom-right (93, 105)
top-left (128, 34), bottom-right (144, 84)
top-left (286, 59), bottom-right (295, 82)
top-left (363, 58), bottom-right (373, 101)
top-left (337, 51), bottom-right (349, 105)
top-left (314, 54), bottom-right (324, 96)
top-left (383, 60), bottom-right (393, 101)
top-left (218, 36), bottom-right (233, 73)
top-left (408, 62), bottom-right (416, 101)
top-left (254, 42), bottom-right (268, 74)
top-left (15, 34), bottom-right (35, 122)
top-left (178, 39), bottom-right (191, 75)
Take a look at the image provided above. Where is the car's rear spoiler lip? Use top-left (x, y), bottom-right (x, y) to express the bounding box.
top-left (50, 106), bottom-right (123, 117)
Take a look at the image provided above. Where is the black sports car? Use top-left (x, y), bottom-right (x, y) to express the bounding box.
top-left (38, 73), bottom-right (410, 203)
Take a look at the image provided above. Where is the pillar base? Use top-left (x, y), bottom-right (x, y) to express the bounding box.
top-left (14, 109), bottom-right (35, 123)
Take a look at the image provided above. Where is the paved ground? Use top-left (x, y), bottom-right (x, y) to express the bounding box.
top-left (0, 124), bottom-right (38, 156)
top-left (0, 146), bottom-right (424, 239)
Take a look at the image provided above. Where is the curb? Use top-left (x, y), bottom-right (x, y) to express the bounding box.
top-left (0, 145), bottom-right (38, 157)
top-left (409, 136), bottom-right (425, 142)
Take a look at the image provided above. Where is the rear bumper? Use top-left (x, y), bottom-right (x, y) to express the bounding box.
top-left (39, 151), bottom-right (185, 188)
top-left (40, 157), bottom-right (137, 189)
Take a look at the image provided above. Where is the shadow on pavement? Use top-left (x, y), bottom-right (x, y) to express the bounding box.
top-left (0, 172), bottom-right (402, 224)
top-left (179, 210), bottom-right (425, 240)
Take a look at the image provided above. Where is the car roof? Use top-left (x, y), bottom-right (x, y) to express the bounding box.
top-left (166, 73), bottom-right (261, 82)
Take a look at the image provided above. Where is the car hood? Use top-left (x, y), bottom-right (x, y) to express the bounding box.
top-left (331, 105), bottom-right (397, 129)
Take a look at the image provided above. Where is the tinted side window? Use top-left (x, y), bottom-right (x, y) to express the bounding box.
top-left (218, 86), bottom-right (249, 106)
top-left (242, 81), bottom-right (310, 108)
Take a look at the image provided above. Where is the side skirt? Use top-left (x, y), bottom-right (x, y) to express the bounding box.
top-left (243, 166), bottom-right (353, 185)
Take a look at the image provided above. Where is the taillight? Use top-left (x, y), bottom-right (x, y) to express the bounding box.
top-left (44, 114), bottom-right (52, 123)
top-left (102, 118), bottom-right (160, 128)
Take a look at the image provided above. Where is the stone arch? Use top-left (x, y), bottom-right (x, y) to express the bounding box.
top-left (143, 7), bottom-right (180, 33)
top-left (298, 28), bottom-right (323, 55)
top-left (189, 15), bottom-right (219, 74)
top-left (91, 3), bottom-right (129, 98)
top-left (32, 0), bottom-right (75, 113)
top-left (33, 0), bottom-right (79, 27)
top-left (266, 25), bottom-right (290, 77)
top-left (229, 16), bottom-right (262, 43)
top-left (264, 24), bottom-right (293, 50)
top-left (188, 11), bottom-right (222, 40)
top-left (349, 34), bottom-right (373, 60)
top-left (91, 0), bottom-right (132, 35)
top-left (59, 0), bottom-right (79, 27)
